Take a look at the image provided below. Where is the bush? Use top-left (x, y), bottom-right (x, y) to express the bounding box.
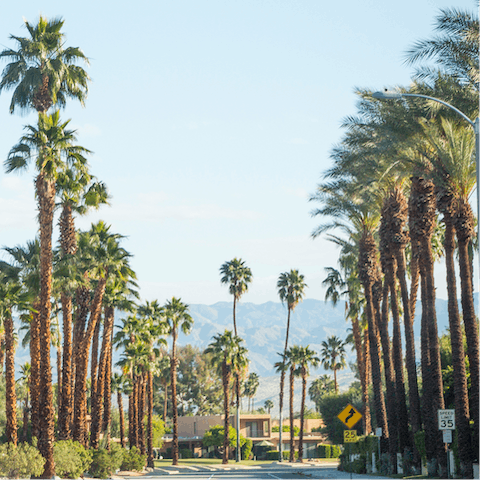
top-left (317, 444), bottom-right (331, 458)
top-left (54, 440), bottom-right (92, 478)
top-left (0, 442), bottom-right (45, 478)
top-left (180, 448), bottom-right (193, 459)
top-left (266, 450), bottom-right (280, 460)
top-left (241, 438), bottom-right (253, 460)
top-left (89, 443), bottom-right (124, 479)
top-left (120, 446), bottom-right (146, 471)
top-left (331, 444), bottom-right (342, 458)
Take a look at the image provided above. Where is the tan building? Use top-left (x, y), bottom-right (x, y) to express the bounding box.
top-left (161, 414), bottom-right (326, 459)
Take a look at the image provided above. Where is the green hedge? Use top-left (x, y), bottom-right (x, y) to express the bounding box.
top-left (264, 450), bottom-right (298, 461)
top-left (317, 444), bottom-right (342, 458)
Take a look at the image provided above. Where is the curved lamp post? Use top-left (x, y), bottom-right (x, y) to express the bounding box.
top-left (373, 90), bottom-right (480, 280)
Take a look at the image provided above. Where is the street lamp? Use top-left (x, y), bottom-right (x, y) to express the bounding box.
top-left (372, 90), bottom-right (480, 472)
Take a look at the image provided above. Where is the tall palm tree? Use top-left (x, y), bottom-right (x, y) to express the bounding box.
top-left (276, 269), bottom-right (307, 461)
top-left (0, 15), bottom-right (89, 114)
top-left (308, 375), bottom-right (335, 411)
top-left (219, 258), bottom-right (252, 336)
top-left (296, 346), bottom-right (319, 462)
top-left (163, 297), bottom-right (193, 466)
top-left (72, 222), bottom-right (131, 447)
top-left (111, 373), bottom-right (131, 448)
top-left (264, 399), bottom-right (274, 414)
top-left (205, 331), bottom-right (245, 465)
top-left (320, 336), bottom-right (346, 392)
top-left (5, 112), bottom-right (90, 475)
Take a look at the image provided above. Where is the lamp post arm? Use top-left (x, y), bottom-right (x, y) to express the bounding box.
top-left (400, 93), bottom-right (476, 129)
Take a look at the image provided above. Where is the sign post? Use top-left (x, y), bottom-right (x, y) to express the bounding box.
top-left (338, 406), bottom-right (362, 479)
top-left (438, 410), bottom-right (455, 479)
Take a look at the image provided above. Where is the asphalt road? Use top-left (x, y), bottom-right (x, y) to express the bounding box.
top-left (117, 462), bottom-right (391, 480)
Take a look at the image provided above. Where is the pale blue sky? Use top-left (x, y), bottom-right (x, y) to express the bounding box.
top-left (0, 0), bottom-right (476, 305)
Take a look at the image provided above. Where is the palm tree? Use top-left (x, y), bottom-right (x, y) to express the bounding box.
top-left (5, 111), bottom-right (94, 472)
top-left (219, 258), bottom-right (252, 336)
top-left (111, 373), bottom-right (131, 448)
top-left (283, 347), bottom-right (301, 462)
top-left (296, 346), bottom-right (319, 462)
top-left (163, 297), bottom-right (193, 465)
top-left (205, 331), bottom-right (245, 465)
top-left (308, 375), bottom-right (335, 410)
top-left (276, 269), bottom-right (307, 461)
top-left (72, 222), bottom-right (131, 447)
top-left (264, 399), bottom-right (274, 414)
top-left (0, 15), bottom-right (89, 114)
top-left (320, 336), bottom-right (346, 392)
top-left (0, 266), bottom-right (30, 446)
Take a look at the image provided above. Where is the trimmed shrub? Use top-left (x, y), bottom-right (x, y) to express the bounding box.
top-left (266, 450), bottom-right (280, 460)
top-left (180, 448), bottom-right (193, 459)
top-left (89, 443), bottom-right (124, 479)
top-left (317, 444), bottom-right (331, 458)
top-left (54, 440), bottom-right (92, 478)
top-left (330, 444), bottom-right (342, 458)
top-left (0, 442), bottom-right (45, 478)
top-left (120, 446), bottom-right (146, 471)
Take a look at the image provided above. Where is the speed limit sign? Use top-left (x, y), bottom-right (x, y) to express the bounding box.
top-left (438, 409), bottom-right (455, 430)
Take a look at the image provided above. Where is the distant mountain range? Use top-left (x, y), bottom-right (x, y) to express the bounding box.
top-left (12, 296), bottom-right (475, 416)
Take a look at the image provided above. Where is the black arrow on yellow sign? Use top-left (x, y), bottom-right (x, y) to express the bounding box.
top-left (337, 404), bottom-right (362, 429)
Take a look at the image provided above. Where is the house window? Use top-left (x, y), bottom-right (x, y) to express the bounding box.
top-left (246, 421), bottom-right (258, 437)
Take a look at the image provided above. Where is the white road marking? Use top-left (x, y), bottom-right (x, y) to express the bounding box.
top-left (268, 474), bottom-right (281, 479)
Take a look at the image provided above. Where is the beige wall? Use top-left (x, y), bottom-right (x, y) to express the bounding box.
top-left (271, 418), bottom-right (324, 432)
top-left (177, 415), bottom-right (223, 437)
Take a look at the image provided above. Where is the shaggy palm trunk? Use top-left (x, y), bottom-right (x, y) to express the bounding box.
top-left (410, 177), bottom-right (445, 472)
top-left (298, 368), bottom-right (307, 462)
top-left (22, 390), bottom-right (29, 442)
top-left (128, 384), bottom-right (137, 448)
top-left (30, 304), bottom-right (41, 441)
top-left (289, 366), bottom-right (295, 462)
top-left (36, 173), bottom-right (56, 478)
top-left (102, 334), bottom-right (113, 447)
top-left (454, 198), bottom-right (480, 459)
top-left (91, 306), bottom-right (114, 449)
top-left (440, 203), bottom-right (473, 477)
top-left (358, 231), bottom-right (389, 446)
top-left (72, 278), bottom-right (107, 446)
top-left (147, 370), bottom-right (154, 467)
top-left (58, 293), bottom-right (73, 439)
top-left (163, 381), bottom-right (168, 423)
top-left (351, 316), bottom-right (371, 434)
top-left (375, 277), bottom-right (397, 458)
top-left (118, 391), bottom-right (126, 448)
top-left (58, 203), bottom-right (77, 440)
top-left (389, 274), bottom-right (410, 452)
top-left (5, 313), bottom-right (17, 445)
top-left (222, 359), bottom-right (231, 464)
top-left (90, 319), bottom-right (101, 414)
top-left (171, 328), bottom-right (179, 465)
top-left (137, 373), bottom-right (146, 455)
top-left (389, 187), bottom-right (421, 437)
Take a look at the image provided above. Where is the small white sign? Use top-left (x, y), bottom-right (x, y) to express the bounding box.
top-left (375, 427), bottom-right (382, 437)
top-left (438, 409), bottom-right (455, 430)
top-left (443, 430), bottom-right (452, 444)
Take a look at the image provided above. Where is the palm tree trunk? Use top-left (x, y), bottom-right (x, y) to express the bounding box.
top-left (222, 360), bottom-right (231, 465)
top-left (454, 198), bottom-right (480, 459)
top-left (278, 368), bottom-right (286, 461)
top-left (102, 328), bottom-right (114, 446)
top-left (410, 177), bottom-right (445, 472)
top-left (30, 303), bottom-right (41, 441)
top-left (57, 344), bottom-right (62, 419)
top-left (118, 391), bottom-right (125, 448)
top-left (22, 391), bottom-right (29, 442)
top-left (138, 373), bottom-right (146, 455)
top-left (442, 210), bottom-right (473, 476)
top-left (90, 318), bottom-right (101, 413)
top-left (233, 296), bottom-right (237, 336)
top-left (128, 384), bottom-right (136, 448)
top-left (59, 292), bottom-right (73, 440)
top-left (375, 277), bottom-right (397, 458)
top-left (171, 328), bottom-right (179, 465)
top-left (91, 305), bottom-right (114, 449)
top-left (36, 173), bottom-right (56, 478)
top-left (389, 272), bottom-right (410, 452)
top-left (163, 381), bottom-right (168, 423)
top-left (351, 316), bottom-right (371, 435)
top-left (5, 313), bottom-right (17, 445)
top-left (298, 368), bottom-right (307, 462)
top-left (289, 367), bottom-right (295, 462)
top-left (147, 370), bottom-right (154, 467)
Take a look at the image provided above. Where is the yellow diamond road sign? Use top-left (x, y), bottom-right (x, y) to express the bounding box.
top-left (338, 404), bottom-right (362, 429)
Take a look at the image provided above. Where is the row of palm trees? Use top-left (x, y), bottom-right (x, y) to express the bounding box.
top-left (310, 6), bottom-right (478, 477)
